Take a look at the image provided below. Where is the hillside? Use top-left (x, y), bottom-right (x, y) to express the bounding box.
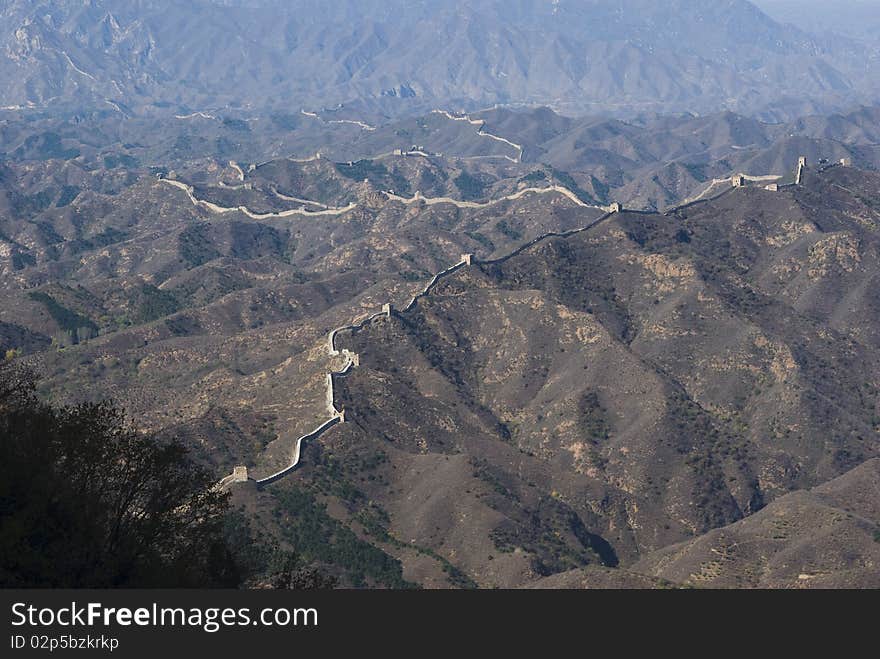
top-left (1, 99), bottom-right (879, 586)
top-left (311, 164), bottom-right (880, 586)
top-left (3, 104), bottom-right (879, 213)
top-left (633, 458), bottom-right (880, 588)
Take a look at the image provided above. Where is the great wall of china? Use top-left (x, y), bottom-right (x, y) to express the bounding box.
top-left (159, 177), bottom-right (358, 218)
top-left (213, 155), bottom-right (850, 489)
top-left (163, 108), bottom-right (790, 222)
top-left (161, 108), bottom-right (850, 490)
top-left (430, 109), bottom-right (524, 162)
top-left (161, 174), bottom-right (617, 219)
top-left (301, 109), bottom-right (377, 131)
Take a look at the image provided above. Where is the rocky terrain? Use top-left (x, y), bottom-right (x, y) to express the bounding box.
top-left (1, 97), bottom-right (878, 587)
top-left (3, 103), bottom-right (880, 211)
top-left (319, 164), bottom-right (880, 587)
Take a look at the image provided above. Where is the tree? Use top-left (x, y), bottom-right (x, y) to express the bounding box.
top-left (0, 363), bottom-right (240, 587)
top-left (268, 551), bottom-right (338, 590)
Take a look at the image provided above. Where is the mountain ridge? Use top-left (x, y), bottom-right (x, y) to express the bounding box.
top-left (1, 0), bottom-right (878, 121)
top-left (310, 164), bottom-right (880, 585)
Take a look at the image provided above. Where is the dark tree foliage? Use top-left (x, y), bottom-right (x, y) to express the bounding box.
top-left (0, 363), bottom-right (239, 587)
top-left (453, 171), bottom-right (486, 201)
top-left (26, 291), bottom-right (98, 339)
top-left (269, 552), bottom-right (338, 590)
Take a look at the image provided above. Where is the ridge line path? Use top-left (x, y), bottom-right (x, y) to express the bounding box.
top-left (227, 206), bottom-right (617, 489)
top-left (57, 48), bottom-right (96, 81)
top-left (205, 160), bottom-right (816, 488)
top-left (159, 177), bottom-right (357, 218)
top-left (160, 175), bottom-right (616, 218)
top-left (229, 161), bottom-right (245, 182)
top-left (168, 170), bottom-right (779, 222)
top-left (676, 173), bottom-right (782, 208)
top-left (220, 173), bottom-right (797, 488)
top-left (301, 108), bottom-right (376, 131)
top-left (384, 184), bottom-right (614, 212)
top-left (175, 111), bottom-right (217, 120)
top-left (431, 109), bottom-right (524, 162)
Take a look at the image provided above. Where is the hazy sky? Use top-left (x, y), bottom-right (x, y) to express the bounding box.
top-left (753, 0), bottom-right (880, 38)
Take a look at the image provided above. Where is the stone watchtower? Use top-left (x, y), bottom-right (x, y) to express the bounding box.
top-left (796, 156), bottom-right (807, 185)
top-left (382, 303), bottom-right (393, 317)
top-left (460, 254), bottom-right (474, 266)
top-left (732, 174), bottom-right (744, 188)
top-left (232, 466), bottom-right (249, 483)
top-left (609, 202), bottom-right (622, 214)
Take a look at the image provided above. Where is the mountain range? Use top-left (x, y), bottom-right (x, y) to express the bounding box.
top-left (2, 0), bottom-right (879, 589)
top-left (1, 0), bottom-right (879, 120)
top-left (2, 108), bottom-right (879, 585)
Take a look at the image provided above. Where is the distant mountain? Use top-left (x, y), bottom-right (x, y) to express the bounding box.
top-left (5, 101), bottom-right (877, 212)
top-left (1, 0), bottom-right (878, 120)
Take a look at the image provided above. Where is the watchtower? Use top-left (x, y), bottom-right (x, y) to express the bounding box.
top-left (796, 156), bottom-right (807, 185)
top-left (732, 175), bottom-right (744, 188)
top-left (460, 253), bottom-right (474, 266)
top-left (382, 303), bottom-right (393, 317)
top-left (840, 157), bottom-right (852, 167)
top-left (232, 466), bottom-right (249, 483)
top-left (609, 202), bottom-right (622, 213)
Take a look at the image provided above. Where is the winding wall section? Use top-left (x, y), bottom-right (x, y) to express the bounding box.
top-left (212, 157), bottom-right (810, 488)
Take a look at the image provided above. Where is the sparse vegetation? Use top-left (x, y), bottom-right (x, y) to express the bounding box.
top-left (272, 486), bottom-right (416, 589)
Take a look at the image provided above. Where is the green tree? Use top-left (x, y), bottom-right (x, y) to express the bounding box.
top-left (0, 363), bottom-right (239, 587)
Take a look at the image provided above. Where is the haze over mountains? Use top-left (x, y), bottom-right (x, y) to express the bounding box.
top-left (755, 0), bottom-right (880, 43)
top-left (2, 0), bottom-right (879, 120)
top-left (1, 1), bottom-right (880, 589)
